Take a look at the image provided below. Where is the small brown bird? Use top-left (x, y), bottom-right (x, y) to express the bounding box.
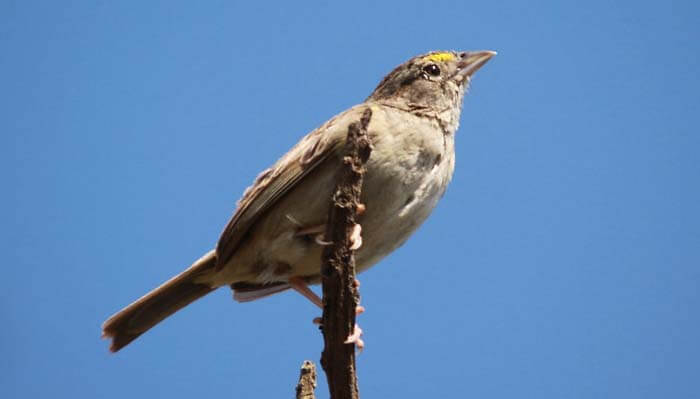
top-left (102, 50), bottom-right (496, 352)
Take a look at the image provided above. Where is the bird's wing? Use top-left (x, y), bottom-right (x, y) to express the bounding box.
top-left (215, 104), bottom-right (369, 268)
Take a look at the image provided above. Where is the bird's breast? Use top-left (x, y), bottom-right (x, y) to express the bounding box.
top-left (208, 106), bottom-right (456, 287)
top-left (354, 108), bottom-right (456, 270)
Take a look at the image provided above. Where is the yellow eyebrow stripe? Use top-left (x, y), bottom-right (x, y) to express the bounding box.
top-left (425, 52), bottom-right (455, 62)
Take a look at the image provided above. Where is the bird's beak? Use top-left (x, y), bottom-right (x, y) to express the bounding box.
top-left (457, 50), bottom-right (497, 79)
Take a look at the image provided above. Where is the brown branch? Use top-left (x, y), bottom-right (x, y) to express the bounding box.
top-left (295, 360), bottom-right (317, 399)
top-left (319, 108), bottom-right (373, 399)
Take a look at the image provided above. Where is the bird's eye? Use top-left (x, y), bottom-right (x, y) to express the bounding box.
top-left (423, 64), bottom-right (441, 76)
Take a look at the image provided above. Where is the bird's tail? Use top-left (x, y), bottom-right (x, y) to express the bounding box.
top-left (102, 250), bottom-right (217, 352)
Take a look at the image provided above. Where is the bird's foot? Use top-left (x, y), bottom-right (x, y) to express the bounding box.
top-left (349, 224), bottom-right (362, 250)
top-left (289, 276), bottom-right (366, 350)
top-left (344, 324), bottom-right (364, 350)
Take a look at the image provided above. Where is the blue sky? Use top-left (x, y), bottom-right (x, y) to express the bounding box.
top-left (3, 1), bottom-right (699, 397)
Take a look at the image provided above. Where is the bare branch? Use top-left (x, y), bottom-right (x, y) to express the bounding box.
top-left (319, 108), bottom-right (373, 399)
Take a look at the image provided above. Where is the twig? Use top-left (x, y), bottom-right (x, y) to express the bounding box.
top-left (295, 360), bottom-right (317, 399)
top-left (320, 108), bottom-right (373, 399)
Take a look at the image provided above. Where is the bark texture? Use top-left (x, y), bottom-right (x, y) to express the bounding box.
top-left (295, 360), bottom-right (317, 399)
top-left (319, 108), bottom-right (373, 399)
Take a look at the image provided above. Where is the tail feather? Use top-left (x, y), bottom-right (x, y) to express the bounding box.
top-left (102, 250), bottom-right (217, 352)
top-left (231, 281), bottom-right (290, 303)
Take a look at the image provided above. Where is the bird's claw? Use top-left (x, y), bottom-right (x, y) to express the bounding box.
top-left (349, 224), bottom-right (362, 250)
top-left (344, 324), bottom-right (364, 350)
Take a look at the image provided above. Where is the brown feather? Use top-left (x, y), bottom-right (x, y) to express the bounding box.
top-left (102, 250), bottom-right (217, 352)
top-left (214, 107), bottom-right (363, 268)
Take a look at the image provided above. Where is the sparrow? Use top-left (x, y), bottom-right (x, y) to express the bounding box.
top-left (102, 50), bottom-right (496, 352)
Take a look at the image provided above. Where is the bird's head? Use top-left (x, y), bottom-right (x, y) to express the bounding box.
top-left (368, 50), bottom-right (496, 114)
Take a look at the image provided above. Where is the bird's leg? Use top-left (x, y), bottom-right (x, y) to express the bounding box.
top-left (290, 215), bottom-right (364, 347)
top-left (294, 224), bottom-right (333, 246)
top-left (288, 276), bottom-right (365, 349)
top-left (288, 276), bottom-right (323, 308)
top-left (294, 220), bottom-right (363, 249)
top-left (295, 224), bottom-right (326, 237)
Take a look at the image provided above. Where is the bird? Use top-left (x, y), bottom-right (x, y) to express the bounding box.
top-left (102, 50), bottom-right (496, 352)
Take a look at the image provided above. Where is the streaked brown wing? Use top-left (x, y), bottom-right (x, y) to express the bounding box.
top-left (215, 105), bottom-right (368, 268)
